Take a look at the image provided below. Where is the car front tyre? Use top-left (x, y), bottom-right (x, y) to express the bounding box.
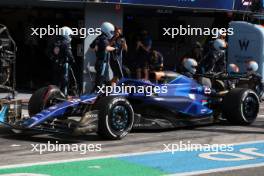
top-left (28, 85), bottom-right (65, 117)
top-left (96, 96), bottom-right (134, 140)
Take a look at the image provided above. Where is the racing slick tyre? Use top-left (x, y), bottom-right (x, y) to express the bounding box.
top-left (222, 88), bottom-right (259, 125)
top-left (28, 85), bottom-right (65, 117)
top-left (95, 96), bottom-right (134, 140)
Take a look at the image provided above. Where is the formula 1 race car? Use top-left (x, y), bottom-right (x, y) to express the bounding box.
top-left (0, 73), bottom-right (260, 140)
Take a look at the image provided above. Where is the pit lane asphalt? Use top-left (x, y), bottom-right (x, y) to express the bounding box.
top-left (0, 104), bottom-right (263, 176)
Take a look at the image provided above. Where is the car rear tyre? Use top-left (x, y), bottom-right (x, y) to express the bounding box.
top-left (222, 88), bottom-right (259, 125)
top-left (28, 85), bottom-right (65, 117)
top-left (95, 96), bottom-right (134, 140)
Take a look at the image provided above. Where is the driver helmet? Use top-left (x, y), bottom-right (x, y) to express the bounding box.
top-left (246, 60), bottom-right (259, 72)
top-left (101, 22), bottom-right (115, 39)
top-left (227, 63), bottom-right (240, 73)
top-left (213, 39), bottom-right (227, 51)
top-left (60, 26), bottom-right (73, 41)
top-left (183, 58), bottom-right (198, 75)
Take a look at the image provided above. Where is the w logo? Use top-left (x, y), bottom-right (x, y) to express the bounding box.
top-left (239, 40), bottom-right (250, 51)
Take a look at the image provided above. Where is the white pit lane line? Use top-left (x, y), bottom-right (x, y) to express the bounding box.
top-left (10, 144), bottom-right (21, 147)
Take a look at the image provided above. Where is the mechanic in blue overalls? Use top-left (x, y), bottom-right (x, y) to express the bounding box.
top-left (48, 26), bottom-right (76, 95)
top-left (136, 30), bottom-right (153, 80)
top-left (90, 22), bottom-right (117, 91)
top-left (198, 39), bottom-right (227, 74)
top-left (149, 50), bottom-right (164, 72)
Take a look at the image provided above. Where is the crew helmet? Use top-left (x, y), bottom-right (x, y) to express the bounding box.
top-left (183, 58), bottom-right (198, 75)
top-left (213, 39), bottom-right (227, 51)
top-left (101, 22), bottom-right (115, 39)
top-left (246, 60), bottom-right (259, 72)
top-left (216, 29), bottom-right (227, 39)
top-left (227, 63), bottom-right (240, 73)
top-left (60, 26), bottom-right (73, 41)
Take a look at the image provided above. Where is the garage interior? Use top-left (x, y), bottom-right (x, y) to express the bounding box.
top-left (0, 1), bottom-right (254, 92)
top-left (0, 3), bottom-right (84, 92)
top-left (123, 6), bottom-right (242, 74)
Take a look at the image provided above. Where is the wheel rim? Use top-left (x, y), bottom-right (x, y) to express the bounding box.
top-left (242, 95), bottom-right (258, 121)
top-left (110, 105), bottom-right (129, 133)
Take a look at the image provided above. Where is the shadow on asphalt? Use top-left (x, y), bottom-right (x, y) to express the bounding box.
top-left (0, 134), bottom-right (104, 143)
top-left (0, 125), bottom-right (215, 143)
top-left (132, 122), bottom-right (219, 133)
top-left (0, 119), bottom-right (263, 143)
top-left (192, 124), bottom-right (264, 135)
top-left (0, 127), bottom-right (103, 143)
